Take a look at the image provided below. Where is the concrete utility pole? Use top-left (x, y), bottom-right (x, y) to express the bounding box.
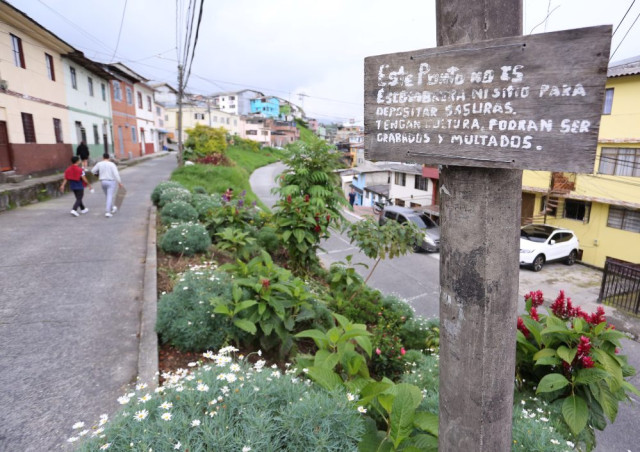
top-left (177, 64), bottom-right (184, 167)
top-left (436, 1), bottom-right (522, 451)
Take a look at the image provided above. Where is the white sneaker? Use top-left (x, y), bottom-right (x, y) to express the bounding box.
top-left (80, 208), bottom-right (89, 214)
top-left (70, 210), bottom-right (79, 217)
top-left (105, 212), bottom-right (112, 218)
top-left (111, 206), bottom-right (118, 214)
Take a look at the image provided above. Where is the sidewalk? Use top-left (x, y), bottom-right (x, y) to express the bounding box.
top-left (0, 153), bottom-right (176, 451)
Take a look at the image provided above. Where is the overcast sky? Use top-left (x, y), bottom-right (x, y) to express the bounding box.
top-left (10, 0), bottom-right (640, 123)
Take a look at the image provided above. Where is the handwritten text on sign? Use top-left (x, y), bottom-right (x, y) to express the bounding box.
top-left (364, 26), bottom-right (611, 172)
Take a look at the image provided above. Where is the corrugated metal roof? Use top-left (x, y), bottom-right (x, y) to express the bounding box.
top-left (608, 56), bottom-right (640, 77)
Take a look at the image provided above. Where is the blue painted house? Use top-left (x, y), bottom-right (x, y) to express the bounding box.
top-left (250, 97), bottom-right (280, 118)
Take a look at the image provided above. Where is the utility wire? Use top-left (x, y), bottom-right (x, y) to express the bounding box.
top-left (182, 0), bottom-right (196, 69)
top-left (109, 0), bottom-right (128, 63)
top-left (613, 0), bottom-right (637, 36)
top-left (183, 0), bottom-right (204, 88)
top-left (610, 11), bottom-right (640, 61)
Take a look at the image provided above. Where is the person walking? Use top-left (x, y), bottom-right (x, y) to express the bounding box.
top-left (76, 141), bottom-right (90, 169)
top-left (60, 156), bottom-right (93, 217)
top-left (348, 187), bottom-right (357, 207)
top-left (91, 153), bottom-right (123, 218)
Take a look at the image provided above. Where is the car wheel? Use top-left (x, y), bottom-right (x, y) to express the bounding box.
top-left (412, 243), bottom-right (422, 253)
top-left (566, 250), bottom-right (577, 266)
top-left (532, 254), bottom-right (545, 272)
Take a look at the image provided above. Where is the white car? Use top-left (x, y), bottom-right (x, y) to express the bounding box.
top-left (520, 224), bottom-right (580, 272)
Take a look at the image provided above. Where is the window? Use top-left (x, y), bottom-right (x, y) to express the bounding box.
top-left (93, 124), bottom-right (100, 144)
top-left (45, 53), bottom-right (55, 80)
top-left (21, 113), bottom-right (36, 143)
top-left (414, 175), bottom-right (429, 191)
top-left (608, 206), bottom-right (640, 233)
top-left (598, 147), bottom-right (640, 177)
top-left (101, 83), bottom-right (107, 101)
top-left (131, 127), bottom-right (137, 143)
top-left (137, 92), bottom-right (143, 108)
top-left (194, 113), bottom-right (205, 120)
top-left (11, 34), bottom-right (25, 68)
top-left (126, 87), bottom-right (133, 105)
top-left (88, 77), bottom-right (94, 96)
top-left (563, 199), bottom-right (590, 222)
top-left (53, 118), bottom-right (63, 143)
top-left (246, 130), bottom-right (257, 135)
top-left (394, 172), bottom-right (406, 186)
top-left (603, 88), bottom-right (614, 114)
top-left (70, 67), bottom-right (77, 89)
top-left (213, 116), bottom-right (218, 123)
top-left (113, 81), bottom-right (122, 101)
top-left (147, 95), bottom-right (152, 111)
top-left (156, 106), bottom-right (161, 115)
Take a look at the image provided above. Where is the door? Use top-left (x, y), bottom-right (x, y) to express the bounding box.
top-left (117, 126), bottom-right (124, 156)
top-left (521, 193), bottom-right (535, 225)
top-left (0, 121), bottom-right (11, 171)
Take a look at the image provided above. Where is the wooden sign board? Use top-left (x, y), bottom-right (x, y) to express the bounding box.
top-left (364, 26), bottom-right (611, 172)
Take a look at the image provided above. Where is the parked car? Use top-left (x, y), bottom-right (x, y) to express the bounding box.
top-left (520, 224), bottom-right (580, 271)
top-left (379, 205), bottom-right (440, 252)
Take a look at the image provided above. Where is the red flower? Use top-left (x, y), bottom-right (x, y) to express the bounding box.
top-left (529, 306), bottom-right (540, 321)
top-left (517, 317), bottom-right (530, 339)
top-left (581, 356), bottom-right (595, 368)
top-left (400, 347), bottom-right (406, 356)
top-left (589, 306), bottom-right (606, 325)
top-left (326, 214), bottom-right (331, 222)
top-left (524, 290), bottom-right (544, 308)
top-left (286, 195), bottom-right (292, 203)
top-left (314, 225), bottom-right (321, 233)
top-left (304, 194), bottom-right (310, 202)
top-left (577, 336), bottom-right (591, 358)
top-left (261, 278), bottom-right (270, 289)
top-left (375, 348), bottom-right (381, 355)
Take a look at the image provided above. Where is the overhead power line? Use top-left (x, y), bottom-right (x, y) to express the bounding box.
top-left (613, 0), bottom-right (637, 36)
top-left (610, 10), bottom-right (640, 61)
top-left (109, 0), bottom-right (128, 63)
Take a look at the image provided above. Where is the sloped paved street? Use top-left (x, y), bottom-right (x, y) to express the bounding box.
top-left (0, 154), bottom-right (176, 451)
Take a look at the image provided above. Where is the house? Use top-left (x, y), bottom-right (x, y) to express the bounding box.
top-left (0, 0), bottom-right (75, 176)
top-left (210, 89), bottom-right (263, 116)
top-left (150, 82), bottom-right (178, 106)
top-left (63, 51), bottom-right (113, 161)
top-left (521, 56), bottom-right (640, 268)
top-left (267, 119), bottom-right (299, 147)
top-left (340, 161), bottom-right (437, 211)
top-left (164, 101), bottom-right (242, 142)
top-left (134, 82), bottom-right (157, 155)
top-left (154, 101), bottom-right (169, 151)
top-left (250, 97), bottom-right (280, 118)
top-left (241, 117), bottom-right (271, 146)
top-left (102, 63), bottom-right (141, 159)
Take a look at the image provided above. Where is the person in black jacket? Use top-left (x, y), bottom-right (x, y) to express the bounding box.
top-left (76, 141), bottom-right (90, 169)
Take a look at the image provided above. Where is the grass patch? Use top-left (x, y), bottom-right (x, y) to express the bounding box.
top-left (172, 145), bottom-right (285, 211)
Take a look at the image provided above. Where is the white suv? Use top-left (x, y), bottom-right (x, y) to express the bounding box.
top-left (520, 224), bottom-right (580, 272)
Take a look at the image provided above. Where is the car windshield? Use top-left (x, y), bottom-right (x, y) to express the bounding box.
top-left (521, 225), bottom-right (555, 243)
top-left (408, 214), bottom-right (437, 229)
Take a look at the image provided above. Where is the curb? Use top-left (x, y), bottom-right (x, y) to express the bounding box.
top-left (138, 205), bottom-right (159, 387)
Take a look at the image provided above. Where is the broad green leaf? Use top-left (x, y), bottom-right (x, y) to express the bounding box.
top-left (523, 317), bottom-right (543, 346)
top-left (516, 331), bottom-right (539, 353)
top-left (232, 284), bottom-right (242, 302)
top-left (541, 325), bottom-right (571, 336)
top-left (233, 318), bottom-right (257, 334)
top-left (406, 434), bottom-right (438, 451)
top-left (594, 321), bottom-right (608, 335)
top-left (314, 349), bottom-right (340, 371)
top-left (307, 366), bottom-right (343, 392)
top-left (360, 381), bottom-right (394, 406)
top-left (213, 304), bottom-right (231, 315)
top-left (283, 315), bottom-right (295, 331)
top-left (533, 348), bottom-right (557, 360)
top-left (343, 350), bottom-right (366, 376)
top-left (413, 411), bottom-right (439, 436)
top-left (261, 320), bottom-right (274, 336)
top-left (233, 300), bottom-right (257, 315)
top-left (327, 326), bottom-right (342, 345)
top-left (596, 382), bottom-right (619, 422)
top-left (389, 384), bottom-right (423, 448)
top-left (536, 373), bottom-right (570, 394)
top-left (573, 317), bottom-right (586, 333)
top-left (556, 345), bottom-right (578, 365)
top-left (575, 368), bottom-right (610, 385)
top-left (591, 349), bottom-right (623, 387)
top-left (622, 381), bottom-right (640, 397)
top-left (294, 329), bottom-right (328, 347)
top-left (562, 394), bottom-right (589, 435)
top-left (258, 303), bottom-right (266, 316)
top-left (354, 335), bottom-right (373, 358)
top-left (535, 356), bottom-right (562, 366)
top-left (293, 228), bottom-right (305, 243)
top-left (332, 312), bottom-right (350, 328)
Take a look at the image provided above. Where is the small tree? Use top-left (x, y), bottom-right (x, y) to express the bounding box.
top-left (272, 137), bottom-right (348, 274)
top-left (184, 124), bottom-right (227, 156)
top-left (347, 218), bottom-right (424, 284)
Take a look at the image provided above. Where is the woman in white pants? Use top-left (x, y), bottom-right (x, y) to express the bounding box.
top-left (91, 153), bottom-right (124, 217)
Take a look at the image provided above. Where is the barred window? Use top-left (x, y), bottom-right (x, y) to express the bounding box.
top-left (113, 81), bottom-right (122, 101)
top-left (563, 199), bottom-right (590, 222)
top-left (21, 113), bottom-right (36, 143)
top-left (608, 206), bottom-right (640, 233)
top-left (53, 118), bottom-right (63, 143)
top-left (598, 147), bottom-right (640, 177)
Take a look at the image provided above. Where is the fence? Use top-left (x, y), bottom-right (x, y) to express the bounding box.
top-left (598, 257), bottom-right (640, 315)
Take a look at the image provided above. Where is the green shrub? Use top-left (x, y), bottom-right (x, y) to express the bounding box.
top-left (159, 222), bottom-right (211, 256)
top-left (192, 185), bottom-right (208, 194)
top-left (160, 200), bottom-right (198, 225)
top-left (156, 265), bottom-right (235, 351)
top-left (400, 317), bottom-right (440, 354)
top-left (151, 181), bottom-right (185, 206)
top-left (191, 193), bottom-right (222, 221)
top-left (158, 186), bottom-right (192, 208)
top-left (255, 225), bottom-right (281, 255)
top-left (70, 348), bottom-right (365, 451)
top-left (184, 124), bottom-right (227, 155)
